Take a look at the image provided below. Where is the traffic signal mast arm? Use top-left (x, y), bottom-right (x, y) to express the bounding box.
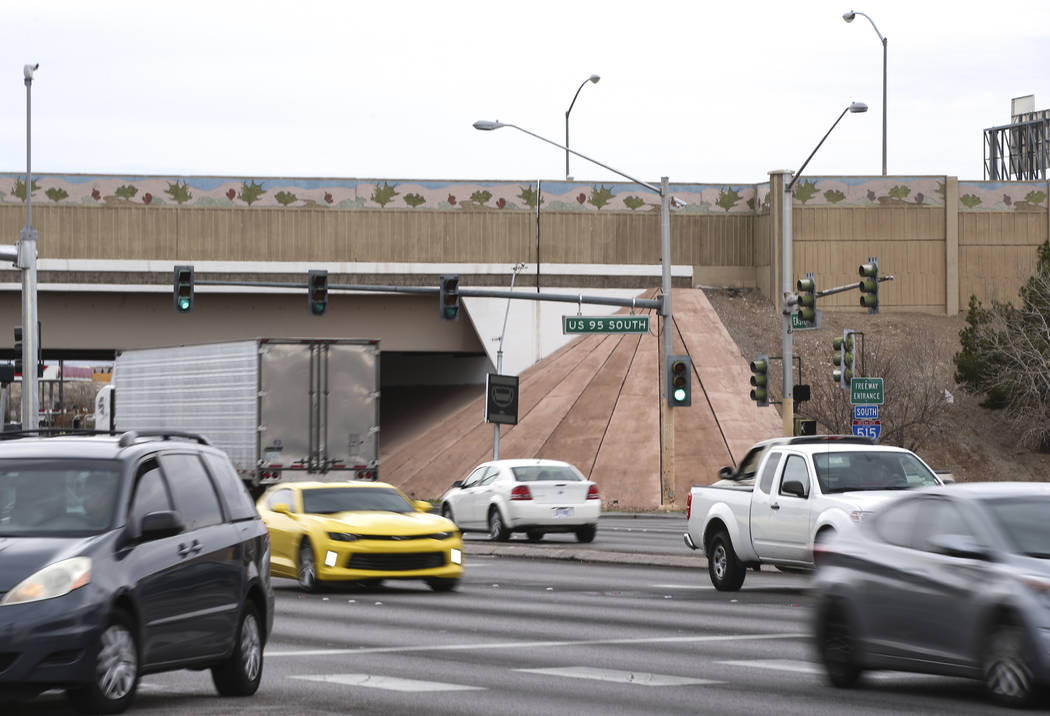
top-left (188, 277), bottom-right (664, 311)
top-left (815, 273), bottom-right (894, 298)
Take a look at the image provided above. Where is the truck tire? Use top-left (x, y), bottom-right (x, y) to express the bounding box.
top-left (707, 531), bottom-right (746, 591)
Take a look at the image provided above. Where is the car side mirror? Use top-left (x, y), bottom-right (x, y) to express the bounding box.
top-left (272, 503), bottom-right (291, 515)
top-left (781, 479), bottom-right (806, 498)
top-left (927, 534), bottom-right (991, 560)
top-left (718, 466), bottom-right (734, 480)
top-left (140, 510), bottom-right (184, 540)
top-left (413, 500), bottom-right (433, 513)
top-left (452, 480), bottom-right (463, 489)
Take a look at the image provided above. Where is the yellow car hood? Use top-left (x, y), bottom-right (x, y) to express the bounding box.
top-left (310, 511), bottom-right (456, 536)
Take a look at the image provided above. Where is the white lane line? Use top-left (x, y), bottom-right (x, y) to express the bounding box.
top-left (267, 632), bottom-right (806, 658)
top-left (719, 659), bottom-right (821, 674)
top-left (652, 583), bottom-right (714, 590)
top-left (718, 659), bottom-right (931, 680)
top-left (291, 674), bottom-right (484, 692)
top-left (515, 666), bottom-right (722, 686)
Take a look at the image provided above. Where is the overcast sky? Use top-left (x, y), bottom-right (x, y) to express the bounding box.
top-left (2, 0), bottom-right (1049, 186)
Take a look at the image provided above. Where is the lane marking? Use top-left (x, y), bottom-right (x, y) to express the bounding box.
top-left (515, 666), bottom-right (722, 686)
top-left (718, 659), bottom-right (932, 680)
top-left (291, 674), bottom-right (484, 692)
top-left (652, 583), bottom-right (714, 590)
top-left (267, 632), bottom-right (807, 658)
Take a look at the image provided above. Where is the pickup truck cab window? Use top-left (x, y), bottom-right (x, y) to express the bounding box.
top-left (757, 452), bottom-right (783, 495)
top-left (813, 451), bottom-right (940, 493)
top-left (779, 455), bottom-right (809, 498)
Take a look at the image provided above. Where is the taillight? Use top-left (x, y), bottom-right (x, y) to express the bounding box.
top-left (586, 484), bottom-right (600, 500)
top-left (687, 491), bottom-right (692, 519)
top-left (510, 485), bottom-right (532, 501)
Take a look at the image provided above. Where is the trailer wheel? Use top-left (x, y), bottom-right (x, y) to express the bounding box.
top-left (707, 530), bottom-right (746, 591)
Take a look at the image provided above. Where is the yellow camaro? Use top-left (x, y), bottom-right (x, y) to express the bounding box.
top-left (257, 481), bottom-right (463, 592)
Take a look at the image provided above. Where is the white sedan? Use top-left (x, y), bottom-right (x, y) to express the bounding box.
top-left (440, 459), bottom-right (600, 542)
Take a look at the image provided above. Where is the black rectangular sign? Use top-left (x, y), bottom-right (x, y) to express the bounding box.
top-left (485, 373), bottom-right (519, 425)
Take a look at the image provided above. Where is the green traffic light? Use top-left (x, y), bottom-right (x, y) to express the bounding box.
top-left (177, 297), bottom-right (191, 311)
top-left (673, 387), bottom-right (687, 403)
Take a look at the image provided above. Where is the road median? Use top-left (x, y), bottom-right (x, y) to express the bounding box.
top-left (461, 541), bottom-right (701, 569)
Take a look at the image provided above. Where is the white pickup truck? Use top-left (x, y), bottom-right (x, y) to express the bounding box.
top-left (683, 435), bottom-right (944, 591)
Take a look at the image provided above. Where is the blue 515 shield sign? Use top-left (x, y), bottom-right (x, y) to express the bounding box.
top-left (852, 419), bottom-right (881, 441)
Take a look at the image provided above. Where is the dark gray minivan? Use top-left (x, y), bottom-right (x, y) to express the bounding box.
top-left (0, 431), bottom-right (274, 714)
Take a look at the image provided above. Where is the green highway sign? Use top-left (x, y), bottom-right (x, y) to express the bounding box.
top-left (850, 377), bottom-right (884, 405)
top-left (791, 310), bottom-right (821, 330)
top-left (563, 315), bottom-right (650, 335)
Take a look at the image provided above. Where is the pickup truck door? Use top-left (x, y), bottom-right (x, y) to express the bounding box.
top-left (750, 452), bottom-right (813, 563)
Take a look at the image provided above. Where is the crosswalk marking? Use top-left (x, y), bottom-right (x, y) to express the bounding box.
top-left (515, 666), bottom-right (721, 686)
top-left (291, 674), bottom-right (484, 692)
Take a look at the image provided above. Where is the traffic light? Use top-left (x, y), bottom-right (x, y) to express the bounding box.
top-left (12, 325), bottom-right (21, 376)
top-left (439, 275), bottom-right (460, 321)
top-left (859, 258), bottom-right (879, 313)
top-left (796, 273), bottom-right (817, 327)
top-left (308, 270), bottom-right (328, 316)
top-left (666, 355), bottom-right (692, 407)
top-left (173, 265), bottom-right (194, 313)
top-left (832, 330), bottom-right (855, 388)
top-left (749, 354), bottom-right (769, 407)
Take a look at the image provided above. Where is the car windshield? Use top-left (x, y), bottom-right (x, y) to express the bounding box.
top-left (302, 487), bottom-right (414, 514)
top-left (983, 498), bottom-right (1050, 558)
top-left (511, 466), bottom-right (581, 482)
top-left (814, 451), bottom-right (940, 493)
top-left (0, 460), bottom-right (122, 536)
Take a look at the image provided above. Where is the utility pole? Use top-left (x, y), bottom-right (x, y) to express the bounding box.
top-left (20, 64), bottom-right (40, 429)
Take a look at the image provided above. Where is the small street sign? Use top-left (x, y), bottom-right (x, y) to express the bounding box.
top-left (853, 404), bottom-right (879, 420)
top-left (850, 377), bottom-right (884, 405)
top-left (790, 310), bottom-right (822, 330)
top-left (852, 419), bottom-right (882, 441)
top-left (563, 315), bottom-right (650, 335)
top-left (485, 373), bottom-right (519, 425)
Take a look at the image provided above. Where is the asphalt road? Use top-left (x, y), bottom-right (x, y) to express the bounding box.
top-left (8, 516), bottom-right (1013, 715)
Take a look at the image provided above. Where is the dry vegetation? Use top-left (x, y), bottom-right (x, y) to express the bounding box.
top-left (703, 288), bottom-right (1047, 483)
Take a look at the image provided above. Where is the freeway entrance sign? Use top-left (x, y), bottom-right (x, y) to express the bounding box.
top-left (563, 315), bottom-right (650, 335)
top-left (850, 377), bottom-right (884, 405)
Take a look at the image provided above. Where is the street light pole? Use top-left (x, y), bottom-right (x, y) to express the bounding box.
top-left (473, 119), bottom-right (677, 505)
top-left (781, 101), bottom-right (867, 437)
top-left (843, 10), bottom-right (887, 175)
top-left (565, 74), bottom-right (600, 181)
top-left (20, 64), bottom-right (40, 429)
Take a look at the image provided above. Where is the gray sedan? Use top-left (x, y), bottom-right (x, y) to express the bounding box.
top-left (812, 482), bottom-right (1050, 709)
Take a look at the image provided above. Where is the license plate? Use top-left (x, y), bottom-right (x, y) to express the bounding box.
top-left (553, 507), bottom-right (573, 518)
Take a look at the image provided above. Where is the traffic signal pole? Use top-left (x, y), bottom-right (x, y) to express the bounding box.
top-left (20, 65), bottom-right (40, 429)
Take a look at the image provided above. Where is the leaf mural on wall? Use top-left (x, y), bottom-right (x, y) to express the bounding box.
top-left (588, 185), bottom-right (614, 209)
top-left (165, 180), bottom-right (192, 204)
top-left (715, 187), bottom-right (741, 212)
top-left (239, 180), bottom-right (265, 207)
top-left (935, 182), bottom-right (946, 199)
top-left (1025, 190), bottom-right (1047, 206)
top-left (624, 196), bottom-right (646, 211)
top-left (960, 194), bottom-right (982, 209)
top-left (823, 189), bottom-right (845, 204)
top-left (793, 179), bottom-right (818, 204)
top-left (115, 185), bottom-right (138, 200)
top-left (470, 190), bottom-right (492, 205)
top-left (518, 185), bottom-right (543, 209)
top-left (746, 197), bottom-right (756, 211)
top-left (404, 193), bottom-right (426, 208)
top-left (371, 182), bottom-right (398, 207)
top-left (888, 185), bottom-right (911, 200)
top-left (11, 179), bottom-right (40, 201)
top-left (275, 191), bottom-right (298, 206)
top-left (45, 187), bottom-right (68, 203)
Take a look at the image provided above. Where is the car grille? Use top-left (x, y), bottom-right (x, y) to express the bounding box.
top-left (358, 533), bottom-right (453, 541)
top-left (348, 552), bottom-right (446, 571)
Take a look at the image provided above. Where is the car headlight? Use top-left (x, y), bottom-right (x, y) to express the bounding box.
top-left (1, 557), bottom-right (92, 606)
top-left (327, 532), bottom-right (360, 542)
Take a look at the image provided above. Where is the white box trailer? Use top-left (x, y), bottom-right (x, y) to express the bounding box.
top-left (99, 338), bottom-right (380, 494)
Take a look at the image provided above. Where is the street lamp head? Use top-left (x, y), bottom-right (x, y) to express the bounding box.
top-left (23, 63), bottom-right (39, 80)
top-left (842, 10), bottom-right (856, 22)
top-left (588, 74), bottom-right (600, 84)
top-left (473, 120), bottom-right (504, 131)
top-left (849, 101), bottom-right (868, 113)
